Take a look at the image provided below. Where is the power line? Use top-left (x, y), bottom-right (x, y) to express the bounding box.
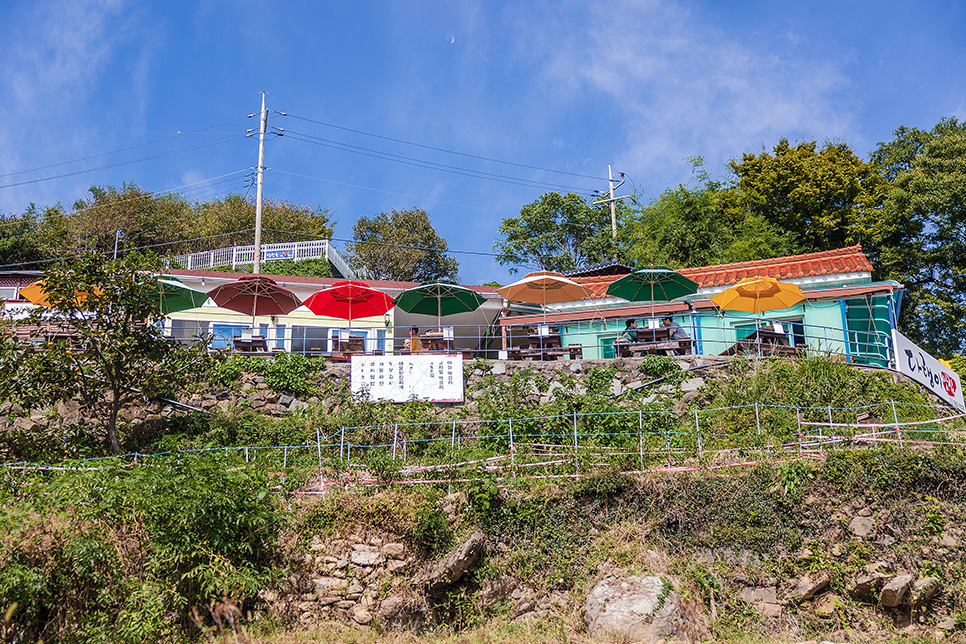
top-left (0, 117), bottom-right (249, 181)
top-left (270, 168), bottom-right (520, 218)
top-left (0, 133), bottom-right (248, 190)
top-left (283, 130), bottom-right (596, 195)
top-left (283, 113), bottom-right (606, 182)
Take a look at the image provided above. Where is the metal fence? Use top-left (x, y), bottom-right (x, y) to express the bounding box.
top-left (7, 401), bottom-right (963, 492)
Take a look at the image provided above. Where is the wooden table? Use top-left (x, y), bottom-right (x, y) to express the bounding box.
top-left (721, 328), bottom-right (796, 356)
top-left (617, 327), bottom-right (692, 357)
top-left (233, 336), bottom-right (269, 353)
top-left (334, 335), bottom-right (365, 353)
top-left (421, 332), bottom-right (453, 352)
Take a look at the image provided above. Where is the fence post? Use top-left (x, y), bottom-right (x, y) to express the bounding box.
top-left (283, 445), bottom-right (288, 469)
top-left (796, 407), bottom-right (802, 456)
top-left (754, 402), bottom-right (764, 457)
top-left (450, 421), bottom-right (457, 494)
top-left (509, 417), bottom-right (515, 467)
top-left (827, 406), bottom-right (836, 451)
top-left (638, 409), bottom-right (643, 468)
top-left (392, 423), bottom-right (398, 461)
top-left (340, 427), bottom-right (345, 461)
top-left (693, 409), bottom-right (702, 461)
top-left (891, 399), bottom-right (904, 448)
top-left (316, 427), bottom-right (322, 470)
top-left (573, 410), bottom-right (579, 477)
top-left (245, 447), bottom-right (249, 462)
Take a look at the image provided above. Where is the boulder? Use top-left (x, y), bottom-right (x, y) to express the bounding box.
top-left (422, 531), bottom-right (485, 596)
top-left (880, 574), bottom-right (915, 608)
top-left (786, 571), bottom-right (830, 604)
top-left (910, 577), bottom-right (940, 609)
top-left (849, 516), bottom-right (875, 537)
top-left (584, 576), bottom-right (710, 643)
top-left (350, 551), bottom-right (385, 567)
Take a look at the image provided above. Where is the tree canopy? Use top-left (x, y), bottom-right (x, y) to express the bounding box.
top-left (4, 253), bottom-right (208, 453)
top-left (494, 191), bottom-right (629, 273)
top-left (344, 208), bottom-right (459, 283)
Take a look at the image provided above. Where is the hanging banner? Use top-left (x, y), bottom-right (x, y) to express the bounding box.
top-left (892, 330), bottom-right (965, 410)
top-left (351, 354), bottom-right (463, 403)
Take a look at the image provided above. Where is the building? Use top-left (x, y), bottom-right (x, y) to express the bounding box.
top-left (499, 245), bottom-right (900, 366)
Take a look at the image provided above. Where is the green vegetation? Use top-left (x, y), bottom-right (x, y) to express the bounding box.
top-left (0, 454), bottom-right (279, 643)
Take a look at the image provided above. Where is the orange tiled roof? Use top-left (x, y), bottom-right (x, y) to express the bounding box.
top-left (571, 245), bottom-right (874, 299)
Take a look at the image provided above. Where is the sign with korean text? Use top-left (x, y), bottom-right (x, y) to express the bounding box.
top-left (265, 249), bottom-right (294, 260)
top-left (892, 330), bottom-right (965, 410)
top-left (350, 354), bottom-right (463, 402)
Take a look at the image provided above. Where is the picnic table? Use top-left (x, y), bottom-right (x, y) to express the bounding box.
top-left (333, 335), bottom-right (365, 353)
top-left (233, 336), bottom-right (269, 353)
top-left (507, 332), bottom-right (583, 361)
top-left (421, 331), bottom-right (453, 352)
top-left (720, 328), bottom-right (796, 357)
top-left (617, 327), bottom-right (692, 357)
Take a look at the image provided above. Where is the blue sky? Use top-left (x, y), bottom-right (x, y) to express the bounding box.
top-left (1, 0), bottom-right (964, 284)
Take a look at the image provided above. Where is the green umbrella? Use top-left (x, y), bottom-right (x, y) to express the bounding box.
top-left (392, 282), bottom-right (486, 329)
top-left (605, 266), bottom-right (699, 318)
top-left (152, 277), bottom-right (210, 314)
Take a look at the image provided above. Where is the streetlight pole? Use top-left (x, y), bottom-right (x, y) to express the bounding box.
top-left (113, 230), bottom-right (124, 260)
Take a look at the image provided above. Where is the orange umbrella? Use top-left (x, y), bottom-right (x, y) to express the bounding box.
top-left (19, 280), bottom-right (99, 308)
top-left (709, 276), bottom-right (805, 314)
top-left (497, 271), bottom-right (588, 305)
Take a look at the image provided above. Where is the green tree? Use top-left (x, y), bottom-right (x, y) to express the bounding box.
top-left (345, 208), bottom-right (459, 282)
top-left (183, 194), bottom-right (334, 253)
top-left (728, 139), bottom-right (888, 253)
top-left (494, 192), bottom-right (629, 273)
top-left (10, 253), bottom-right (208, 453)
top-left (0, 210), bottom-right (45, 267)
top-left (871, 118), bottom-right (966, 354)
top-left (626, 165), bottom-right (797, 268)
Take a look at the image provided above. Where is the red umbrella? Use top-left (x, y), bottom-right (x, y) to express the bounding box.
top-left (209, 275), bottom-right (303, 319)
top-left (303, 281), bottom-right (394, 326)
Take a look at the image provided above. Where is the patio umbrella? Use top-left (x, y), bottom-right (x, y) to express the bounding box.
top-left (209, 275), bottom-right (302, 321)
top-left (709, 276), bottom-right (805, 314)
top-left (303, 280), bottom-right (394, 328)
top-left (151, 277), bottom-right (210, 314)
top-left (392, 282), bottom-right (486, 330)
top-left (19, 280), bottom-right (99, 308)
top-left (496, 271), bottom-right (589, 322)
top-left (605, 266), bottom-right (698, 318)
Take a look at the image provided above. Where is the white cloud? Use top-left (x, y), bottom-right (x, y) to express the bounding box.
top-left (520, 0), bottom-right (854, 188)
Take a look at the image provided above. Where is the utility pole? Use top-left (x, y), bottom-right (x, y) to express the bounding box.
top-left (592, 163), bottom-right (627, 239)
top-left (252, 92), bottom-right (269, 274)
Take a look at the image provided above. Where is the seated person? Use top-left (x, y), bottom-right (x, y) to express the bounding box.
top-left (403, 326), bottom-right (422, 352)
top-left (616, 319), bottom-right (638, 343)
top-left (661, 316), bottom-right (689, 340)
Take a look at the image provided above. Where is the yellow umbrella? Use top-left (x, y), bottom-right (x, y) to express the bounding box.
top-left (709, 276), bottom-right (805, 314)
top-left (18, 280), bottom-right (100, 308)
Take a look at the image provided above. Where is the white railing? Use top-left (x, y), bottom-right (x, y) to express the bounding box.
top-left (168, 240), bottom-right (355, 279)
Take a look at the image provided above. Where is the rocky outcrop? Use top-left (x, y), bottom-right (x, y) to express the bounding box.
top-left (584, 576), bottom-right (710, 643)
top-left (420, 531), bottom-right (485, 597)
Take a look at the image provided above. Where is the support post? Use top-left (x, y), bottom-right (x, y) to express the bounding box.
top-left (253, 92), bottom-right (268, 275)
top-left (891, 399), bottom-right (903, 448)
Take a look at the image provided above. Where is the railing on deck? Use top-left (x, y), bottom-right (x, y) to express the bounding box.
top-left (167, 240), bottom-right (354, 279)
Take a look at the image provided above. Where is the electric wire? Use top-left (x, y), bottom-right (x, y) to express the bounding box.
top-left (283, 113), bottom-right (606, 182)
top-left (0, 117), bottom-right (249, 180)
top-left (270, 169), bottom-right (520, 218)
top-left (283, 130), bottom-right (596, 195)
top-left (0, 133), bottom-right (248, 190)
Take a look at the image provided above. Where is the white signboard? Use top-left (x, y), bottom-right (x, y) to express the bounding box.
top-left (892, 330), bottom-right (965, 410)
top-left (351, 354), bottom-right (464, 403)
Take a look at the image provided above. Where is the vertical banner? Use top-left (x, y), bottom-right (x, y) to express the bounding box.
top-left (351, 354), bottom-right (464, 402)
top-left (892, 330), bottom-right (965, 410)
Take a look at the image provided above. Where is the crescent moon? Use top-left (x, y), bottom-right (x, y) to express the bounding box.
top-left (450, 36), bottom-right (455, 44)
